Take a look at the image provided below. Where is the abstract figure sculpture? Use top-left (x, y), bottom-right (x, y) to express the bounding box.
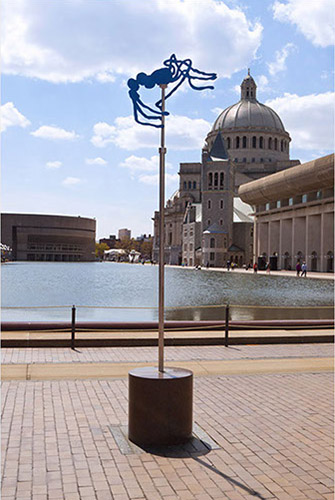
top-left (128, 55), bottom-right (216, 446)
top-left (128, 54), bottom-right (217, 127)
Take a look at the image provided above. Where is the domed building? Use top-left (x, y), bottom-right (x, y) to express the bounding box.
top-left (153, 72), bottom-right (300, 267)
top-left (206, 70), bottom-right (298, 189)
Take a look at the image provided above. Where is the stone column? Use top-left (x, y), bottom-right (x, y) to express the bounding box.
top-left (305, 215), bottom-right (309, 268)
top-left (253, 215), bottom-right (258, 264)
top-left (279, 219), bottom-right (283, 269)
top-left (320, 213), bottom-right (325, 272)
top-left (291, 217), bottom-right (296, 263)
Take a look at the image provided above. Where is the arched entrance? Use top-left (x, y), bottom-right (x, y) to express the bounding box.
top-left (327, 251), bottom-right (333, 272)
top-left (284, 252), bottom-right (291, 270)
top-left (311, 251), bottom-right (318, 272)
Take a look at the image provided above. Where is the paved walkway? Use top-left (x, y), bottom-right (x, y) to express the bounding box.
top-left (168, 264), bottom-right (335, 280)
top-left (1, 344), bottom-right (334, 500)
top-left (2, 343), bottom-right (333, 364)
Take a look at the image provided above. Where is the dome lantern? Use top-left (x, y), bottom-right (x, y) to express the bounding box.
top-left (240, 69), bottom-right (257, 100)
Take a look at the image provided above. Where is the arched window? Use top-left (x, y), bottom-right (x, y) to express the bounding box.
top-left (208, 199), bottom-right (211, 209)
top-left (214, 172), bottom-right (218, 188)
top-left (327, 251), bottom-right (334, 272)
top-left (252, 136), bottom-right (257, 148)
top-left (242, 136), bottom-right (247, 148)
top-left (193, 181), bottom-right (196, 189)
top-left (207, 219), bottom-right (211, 227)
top-left (296, 251), bottom-right (303, 262)
top-left (236, 136), bottom-right (240, 149)
top-left (268, 137), bottom-right (272, 150)
top-left (274, 138), bottom-right (278, 150)
top-left (220, 172), bottom-right (224, 188)
top-left (183, 181), bottom-right (187, 189)
top-left (227, 137), bottom-right (231, 149)
top-left (280, 140), bottom-right (284, 152)
top-left (224, 237), bottom-right (227, 248)
top-left (311, 251), bottom-right (318, 272)
top-left (220, 219), bottom-right (223, 226)
top-left (188, 181), bottom-right (192, 189)
top-left (220, 199), bottom-right (224, 209)
top-left (210, 237), bottom-right (215, 248)
top-left (259, 136), bottom-right (264, 149)
top-left (208, 173), bottom-right (213, 188)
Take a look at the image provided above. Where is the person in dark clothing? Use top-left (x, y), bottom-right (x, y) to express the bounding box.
top-left (296, 261), bottom-right (301, 276)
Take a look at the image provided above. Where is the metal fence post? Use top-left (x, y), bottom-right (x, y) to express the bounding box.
top-left (225, 304), bottom-right (229, 347)
top-left (71, 305), bottom-right (76, 349)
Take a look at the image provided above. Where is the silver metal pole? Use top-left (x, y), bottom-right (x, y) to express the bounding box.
top-left (158, 84), bottom-right (167, 372)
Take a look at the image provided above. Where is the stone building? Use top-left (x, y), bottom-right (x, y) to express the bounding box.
top-left (238, 154), bottom-right (334, 272)
top-left (153, 72), bottom-right (300, 268)
top-left (1, 213), bottom-right (96, 262)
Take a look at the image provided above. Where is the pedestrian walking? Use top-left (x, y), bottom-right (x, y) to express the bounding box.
top-left (253, 262), bottom-right (258, 273)
top-left (227, 260), bottom-right (231, 271)
top-left (296, 261), bottom-right (301, 276)
top-left (301, 261), bottom-right (307, 277)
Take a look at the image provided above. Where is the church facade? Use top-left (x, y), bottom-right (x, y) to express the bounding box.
top-left (152, 72), bottom-right (300, 267)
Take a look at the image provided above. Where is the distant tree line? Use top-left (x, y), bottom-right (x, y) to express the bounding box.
top-left (95, 237), bottom-right (153, 260)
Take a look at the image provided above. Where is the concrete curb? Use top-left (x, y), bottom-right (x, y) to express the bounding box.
top-left (2, 333), bottom-right (334, 348)
top-left (2, 357), bottom-right (333, 381)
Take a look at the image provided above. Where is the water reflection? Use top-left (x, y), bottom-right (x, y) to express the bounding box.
top-left (1, 262), bottom-right (333, 322)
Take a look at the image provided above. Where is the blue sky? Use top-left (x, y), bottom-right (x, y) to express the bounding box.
top-left (1, 0), bottom-right (334, 239)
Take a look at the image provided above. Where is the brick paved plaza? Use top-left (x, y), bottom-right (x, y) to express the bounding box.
top-left (1, 344), bottom-right (334, 500)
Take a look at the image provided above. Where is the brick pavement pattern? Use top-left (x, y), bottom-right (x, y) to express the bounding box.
top-left (2, 344), bottom-right (333, 365)
top-left (2, 371), bottom-right (333, 500)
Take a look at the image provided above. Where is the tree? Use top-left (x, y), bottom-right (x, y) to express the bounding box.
top-left (95, 242), bottom-right (109, 259)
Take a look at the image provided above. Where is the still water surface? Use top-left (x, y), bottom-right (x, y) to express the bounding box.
top-left (2, 262), bottom-right (334, 321)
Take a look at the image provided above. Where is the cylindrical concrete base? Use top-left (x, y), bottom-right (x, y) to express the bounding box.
top-left (128, 366), bottom-right (193, 446)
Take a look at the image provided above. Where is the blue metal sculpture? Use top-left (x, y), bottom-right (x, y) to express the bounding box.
top-left (127, 54), bottom-right (216, 374)
top-left (128, 54), bottom-right (217, 127)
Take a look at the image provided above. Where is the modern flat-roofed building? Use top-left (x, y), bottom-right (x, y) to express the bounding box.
top-left (118, 228), bottom-right (131, 241)
top-left (238, 154), bottom-right (334, 272)
top-left (1, 213), bottom-right (96, 262)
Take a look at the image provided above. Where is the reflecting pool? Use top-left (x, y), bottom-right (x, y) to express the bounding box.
top-left (1, 262), bottom-right (334, 322)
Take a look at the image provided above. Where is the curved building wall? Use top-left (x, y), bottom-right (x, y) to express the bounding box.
top-left (1, 214), bottom-right (96, 262)
top-left (238, 154), bottom-right (334, 272)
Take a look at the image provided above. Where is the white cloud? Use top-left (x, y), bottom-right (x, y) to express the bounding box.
top-left (232, 84), bottom-right (241, 95)
top-left (2, 0), bottom-right (262, 83)
top-left (1, 102), bottom-right (30, 132)
top-left (120, 155), bottom-right (173, 174)
top-left (139, 173), bottom-right (179, 186)
top-left (46, 160), bottom-right (62, 169)
top-left (31, 125), bottom-right (79, 140)
top-left (273, 0), bottom-right (335, 47)
top-left (85, 157), bottom-right (107, 165)
top-left (266, 92), bottom-right (334, 151)
top-left (257, 75), bottom-right (269, 92)
top-left (211, 107), bottom-right (224, 116)
top-left (95, 72), bottom-right (116, 84)
top-left (91, 114), bottom-right (211, 151)
top-left (268, 43), bottom-right (296, 76)
top-left (62, 177), bottom-right (81, 186)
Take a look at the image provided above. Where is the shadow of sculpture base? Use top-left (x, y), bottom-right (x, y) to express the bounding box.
top-left (128, 366), bottom-right (193, 447)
